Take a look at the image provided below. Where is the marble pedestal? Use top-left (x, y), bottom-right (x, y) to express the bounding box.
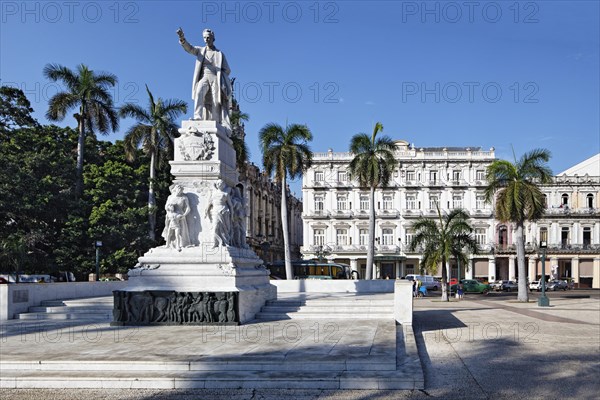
top-left (112, 121), bottom-right (276, 325)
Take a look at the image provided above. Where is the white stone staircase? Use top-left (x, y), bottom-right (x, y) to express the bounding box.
top-left (16, 297), bottom-right (114, 321)
top-left (254, 295), bottom-right (394, 320)
top-left (2, 293), bottom-right (423, 390)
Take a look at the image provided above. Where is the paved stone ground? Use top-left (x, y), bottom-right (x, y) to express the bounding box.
top-left (1, 291), bottom-right (599, 399)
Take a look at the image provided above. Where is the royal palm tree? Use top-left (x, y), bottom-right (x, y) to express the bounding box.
top-left (259, 123), bottom-right (313, 280)
top-left (348, 122), bottom-right (397, 280)
top-left (44, 63), bottom-right (119, 196)
top-left (485, 148), bottom-right (552, 302)
top-left (410, 207), bottom-right (480, 301)
top-left (119, 85), bottom-right (187, 241)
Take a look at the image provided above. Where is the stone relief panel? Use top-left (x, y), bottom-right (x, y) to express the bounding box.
top-left (113, 290), bottom-right (239, 325)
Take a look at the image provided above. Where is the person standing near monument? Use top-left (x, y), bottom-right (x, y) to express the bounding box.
top-left (176, 27), bottom-right (232, 127)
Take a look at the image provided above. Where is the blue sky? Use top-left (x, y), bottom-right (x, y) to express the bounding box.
top-left (1, 1), bottom-right (599, 195)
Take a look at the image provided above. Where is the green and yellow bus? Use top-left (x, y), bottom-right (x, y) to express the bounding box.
top-left (266, 261), bottom-right (359, 280)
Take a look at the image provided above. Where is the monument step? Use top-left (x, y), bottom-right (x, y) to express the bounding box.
top-left (0, 357), bottom-right (396, 373)
top-left (264, 299), bottom-right (392, 307)
top-left (40, 297), bottom-right (114, 307)
top-left (17, 312), bottom-right (112, 321)
top-left (254, 312), bottom-right (393, 320)
top-left (29, 306), bottom-right (113, 313)
top-left (0, 369), bottom-right (422, 390)
top-left (260, 305), bottom-right (393, 313)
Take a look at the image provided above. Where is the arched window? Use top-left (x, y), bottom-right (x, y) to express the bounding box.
top-left (587, 193), bottom-right (594, 209)
top-left (561, 193), bottom-right (569, 207)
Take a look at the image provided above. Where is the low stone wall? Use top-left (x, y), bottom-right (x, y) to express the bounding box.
top-left (0, 281), bottom-right (127, 320)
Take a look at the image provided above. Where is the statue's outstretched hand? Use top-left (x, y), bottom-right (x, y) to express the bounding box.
top-left (176, 27), bottom-right (185, 42)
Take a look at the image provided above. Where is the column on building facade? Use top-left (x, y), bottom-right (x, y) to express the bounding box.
top-left (396, 260), bottom-right (405, 279)
top-left (571, 256), bottom-right (580, 284)
top-left (528, 257), bottom-right (536, 282)
top-left (465, 258), bottom-right (474, 280)
top-left (508, 256), bottom-right (516, 281)
top-left (593, 257), bottom-right (600, 289)
top-left (488, 257), bottom-right (496, 282)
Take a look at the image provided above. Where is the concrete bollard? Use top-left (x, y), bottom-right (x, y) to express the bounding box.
top-left (394, 279), bottom-right (413, 325)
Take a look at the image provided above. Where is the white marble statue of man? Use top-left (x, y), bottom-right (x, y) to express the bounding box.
top-left (177, 27), bottom-right (232, 127)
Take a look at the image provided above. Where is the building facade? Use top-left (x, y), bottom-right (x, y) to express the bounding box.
top-left (301, 142), bottom-right (600, 288)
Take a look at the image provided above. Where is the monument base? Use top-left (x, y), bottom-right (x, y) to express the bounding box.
top-left (112, 246), bottom-right (276, 325)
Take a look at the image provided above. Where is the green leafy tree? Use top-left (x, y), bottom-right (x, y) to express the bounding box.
top-left (348, 123), bottom-right (397, 280)
top-left (119, 85), bottom-right (187, 241)
top-left (0, 86), bottom-right (38, 133)
top-left (259, 123), bottom-right (313, 280)
top-left (485, 148), bottom-right (553, 302)
top-left (84, 141), bottom-right (153, 275)
top-left (0, 120), bottom-right (79, 276)
top-left (410, 207), bottom-right (480, 301)
top-left (44, 63), bottom-right (119, 196)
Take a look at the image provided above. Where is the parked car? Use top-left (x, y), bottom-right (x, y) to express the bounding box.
top-left (501, 280), bottom-right (519, 292)
top-left (405, 274), bottom-right (440, 291)
top-left (491, 280), bottom-right (518, 292)
top-left (547, 280), bottom-right (568, 291)
top-left (529, 281), bottom-right (546, 291)
top-left (450, 279), bottom-right (491, 294)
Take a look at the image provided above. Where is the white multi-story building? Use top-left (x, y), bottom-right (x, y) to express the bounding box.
top-left (301, 141), bottom-right (600, 288)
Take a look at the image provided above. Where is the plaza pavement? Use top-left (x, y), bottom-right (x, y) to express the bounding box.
top-left (1, 290), bottom-right (599, 399)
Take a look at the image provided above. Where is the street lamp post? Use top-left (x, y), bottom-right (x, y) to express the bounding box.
top-left (538, 240), bottom-right (550, 307)
top-left (94, 241), bottom-right (103, 282)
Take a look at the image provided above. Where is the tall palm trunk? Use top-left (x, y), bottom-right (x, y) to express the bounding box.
top-left (75, 106), bottom-right (86, 196)
top-left (366, 186), bottom-right (376, 280)
top-left (515, 223), bottom-right (529, 302)
top-left (148, 149), bottom-right (157, 241)
top-left (280, 175), bottom-right (293, 279)
top-left (441, 258), bottom-right (449, 301)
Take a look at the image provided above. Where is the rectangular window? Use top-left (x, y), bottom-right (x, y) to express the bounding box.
top-left (583, 227), bottom-right (591, 248)
top-left (359, 229), bottom-right (369, 246)
top-left (561, 227), bottom-right (570, 248)
top-left (382, 228), bottom-right (394, 245)
top-left (314, 195), bottom-right (324, 211)
top-left (453, 170), bottom-right (461, 181)
top-left (382, 194), bottom-right (393, 210)
top-left (406, 194), bottom-right (417, 210)
top-left (314, 171), bottom-right (324, 182)
top-left (313, 229), bottom-right (325, 246)
top-left (429, 194), bottom-right (439, 210)
top-left (337, 171), bottom-right (347, 182)
top-left (336, 229), bottom-right (348, 246)
top-left (452, 194), bottom-right (463, 209)
top-left (405, 232), bottom-right (414, 248)
top-left (476, 170), bottom-right (485, 180)
top-left (337, 194), bottom-right (348, 211)
top-left (475, 228), bottom-right (487, 245)
top-left (359, 195), bottom-right (370, 211)
top-left (539, 227), bottom-right (548, 244)
top-left (430, 171), bottom-right (438, 183)
top-left (476, 195), bottom-right (486, 210)
top-left (406, 171), bottom-right (416, 182)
